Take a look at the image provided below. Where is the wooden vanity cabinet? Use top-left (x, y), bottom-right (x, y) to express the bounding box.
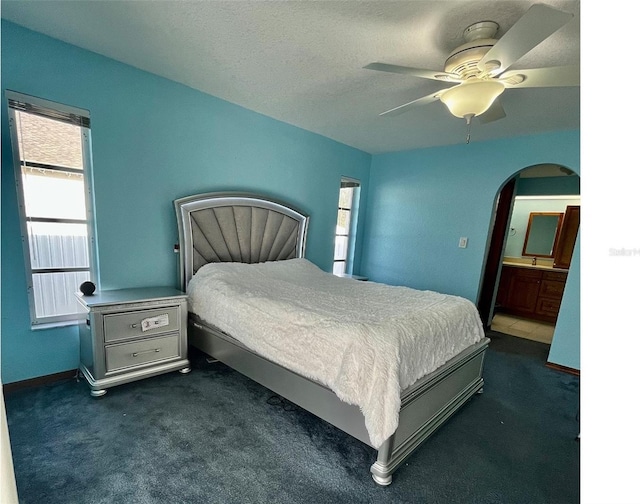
top-left (536, 271), bottom-right (568, 320)
top-left (496, 266), bottom-right (568, 323)
top-left (497, 267), bottom-right (539, 315)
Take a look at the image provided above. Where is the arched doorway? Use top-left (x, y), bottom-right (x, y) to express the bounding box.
top-left (478, 164), bottom-right (580, 346)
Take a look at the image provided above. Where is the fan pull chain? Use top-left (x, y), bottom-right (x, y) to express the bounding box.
top-left (465, 114), bottom-right (473, 144)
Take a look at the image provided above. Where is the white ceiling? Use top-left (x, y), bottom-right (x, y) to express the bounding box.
top-left (1, 0), bottom-right (580, 154)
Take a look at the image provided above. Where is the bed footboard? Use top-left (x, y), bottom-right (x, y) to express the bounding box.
top-left (370, 338), bottom-right (488, 485)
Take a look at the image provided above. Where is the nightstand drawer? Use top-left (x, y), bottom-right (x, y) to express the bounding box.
top-left (105, 333), bottom-right (180, 372)
top-left (103, 306), bottom-right (180, 342)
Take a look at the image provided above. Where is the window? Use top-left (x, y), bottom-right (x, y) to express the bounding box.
top-left (7, 91), bottom-right (96, 327)
top-left (333, 178), bottom-right (360, 275)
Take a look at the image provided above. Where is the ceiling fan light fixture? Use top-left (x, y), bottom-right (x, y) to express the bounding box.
top-left (439, 78), bottom-right (505, 119)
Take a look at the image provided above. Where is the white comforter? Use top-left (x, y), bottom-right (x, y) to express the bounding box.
top-left (187, 258), bottom-right (484, 448)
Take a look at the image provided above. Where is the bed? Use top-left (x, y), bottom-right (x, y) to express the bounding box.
top-left (174, 191), bottom-right (489, 485)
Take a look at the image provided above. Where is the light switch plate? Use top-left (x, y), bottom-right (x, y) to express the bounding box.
top-left (458, 237), bottom-right (468, 248)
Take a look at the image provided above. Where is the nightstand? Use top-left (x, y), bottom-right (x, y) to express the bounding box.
top-left (76, 287), bottom-right (191, 397)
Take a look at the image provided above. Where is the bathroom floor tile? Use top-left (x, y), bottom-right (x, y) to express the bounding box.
top-left (491, 313), bottom-right (555, 345)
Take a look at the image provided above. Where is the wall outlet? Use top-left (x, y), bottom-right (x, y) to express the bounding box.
top-left (458, 237), bottom-right (468, 248)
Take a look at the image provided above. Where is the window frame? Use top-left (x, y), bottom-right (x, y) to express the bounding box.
top-left (333, 177), bottom-right (361, 275)
top-left (7, 90), bottom-right (98, 329)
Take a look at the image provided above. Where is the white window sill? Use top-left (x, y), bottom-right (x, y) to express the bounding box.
top-left (31, 319), bottom-right (81, 331)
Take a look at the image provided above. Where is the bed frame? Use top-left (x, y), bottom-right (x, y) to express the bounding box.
top-left (175, 191), bottom-right (489, 485)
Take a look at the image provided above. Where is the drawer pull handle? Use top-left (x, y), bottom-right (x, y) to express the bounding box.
top-left (132, 348), bottom-right (161, 357)
top-left (130, 323), bottom-right (139, 328)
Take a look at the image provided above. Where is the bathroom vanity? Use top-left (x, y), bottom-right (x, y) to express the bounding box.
top-left (496, 263), bottom-right (568, 323)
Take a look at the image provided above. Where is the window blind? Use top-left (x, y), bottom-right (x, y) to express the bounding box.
top-left (7, 92), bottom-right (90, 128)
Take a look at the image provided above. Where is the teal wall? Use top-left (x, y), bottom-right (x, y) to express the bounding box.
top-left (362, 130), bottom-right (580, 369)
top-left (1, 21), bottom-right (371, 383)
top-left (547, 230), bottom-right (580, 367)
top-left (516, 174), bottom-right (580, 196)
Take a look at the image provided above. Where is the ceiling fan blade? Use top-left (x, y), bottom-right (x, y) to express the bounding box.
top-left (478, 4), bottom-right (573, 75)
top-left (379, 89), bottom-right (444, 117)
top-left (478, 98), bottom-right (506, 124)
top-left (499, 65), bottom-right (579, 88)
top-left (364, 63), bottom-right (461, 83)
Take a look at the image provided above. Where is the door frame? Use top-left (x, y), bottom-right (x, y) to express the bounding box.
top-left (477, 167), bottom-right (580, 331)
top-left (477, 177), bottom-right (516, 327)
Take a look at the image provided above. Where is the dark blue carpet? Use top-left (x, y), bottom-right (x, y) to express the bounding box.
top-left (4, 331), bottom-right (579, 503)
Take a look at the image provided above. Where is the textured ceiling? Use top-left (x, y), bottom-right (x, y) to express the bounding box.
top-left (1, 0), bottom-right (580, 154)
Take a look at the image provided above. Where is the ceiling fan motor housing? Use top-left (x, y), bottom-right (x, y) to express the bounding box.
top-left (444, 38), bottom-right (496, 79)
top-left (444, 21), bottom-right (500, 79)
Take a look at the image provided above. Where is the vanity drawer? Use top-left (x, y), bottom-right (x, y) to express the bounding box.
top-left (535, 298), bottom-right (561, 318)
top-left (103, 306), bottom-right (180, 342)
top-left (539, 279), bottom-right (566, 299)
top-left (506, 267), bottom-right (541, 279)
top-left (542, 271), bottom-right (568, 282)
top-left (105, 333), bottom-right (180, 373)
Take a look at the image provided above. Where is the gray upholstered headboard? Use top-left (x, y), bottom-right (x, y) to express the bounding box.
top-left (174, 192), bottom-right (309, 290)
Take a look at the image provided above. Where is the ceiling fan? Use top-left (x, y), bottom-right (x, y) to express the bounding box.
top-left (364, 3), bottom-right (579, 126)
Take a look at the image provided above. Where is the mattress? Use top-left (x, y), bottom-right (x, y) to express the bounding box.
top-left (187, 258), bottom-right (485, 447)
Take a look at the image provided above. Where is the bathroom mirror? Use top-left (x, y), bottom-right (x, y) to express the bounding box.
top-left (522, 212), bottom-right (564, 257)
